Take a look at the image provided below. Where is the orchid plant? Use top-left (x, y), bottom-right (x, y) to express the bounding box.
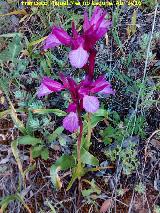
top-left (38, 6), bottom-right (114, 190)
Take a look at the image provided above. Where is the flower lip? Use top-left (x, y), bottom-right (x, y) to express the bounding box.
top-left (83, 95), bottom-right (99, 113)
top-left (69, 46), bottom-right (89, 68)
top-left (63, 112), bottom-right (79, 132)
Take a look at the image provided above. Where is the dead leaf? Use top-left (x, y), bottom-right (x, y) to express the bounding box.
top-left (127, 10), bottom-right (137, 37)
top-left (0, 96), bottom-right (5, 105)
top-left (100, 199), bottom-right (112, 213)
top-left (0, 134), bottom-right (6, 141)
top-left (0, 9), bottom-right (27, 17)
top-left (0, 148), bottom-right (11, 164)
top-left (150, 139), bottom-right (160, 149)
top-left (105, 33), bottom-right (109, 46)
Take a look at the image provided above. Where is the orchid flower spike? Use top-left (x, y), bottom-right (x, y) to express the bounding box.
top-left (43, 7), bottom-right (111, 69)
top-left (37, 74), bottom-right (115, 133)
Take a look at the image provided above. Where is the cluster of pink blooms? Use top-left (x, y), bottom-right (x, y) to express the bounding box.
top-left (37, 7), bottom-right (115, 133)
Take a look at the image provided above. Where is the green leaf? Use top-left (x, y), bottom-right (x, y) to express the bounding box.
top-left (28, 36), bottom-right (47, 48)
top-left (24, 162), bottom-right (36, 177)
top-left (50, 165), bottom-right (62, 190)
top-left (0, 195), bottom-right (18, 212)
top-left (50, 155), bottom-right (76, 190)
top-left (55, 155), bottom-right (76, 170)
top-left (94, 109), bottom-right (108, 117)
top-left (0, 110), bottom-right (10, 119)
top-left (0, 78), bottom-right (27, 135)
top-left (9, 100), bottom-right (27, 135)
top-left (82, 188), bottom-right (94, 197)
top-left (81, 148), bottom-right (99, 166)
top-left (0, 33), bottom-right (22, 38)
top-left (127, 10), bottom-right (137, 37)
top-left (83, 109), bottom-right (108, 134)
top-left (40, 59), bottom-right (51, 76)
top-left (11, 140), bottom-right (24, 179)
top-left (91, 116), bottom-right (104, 128)
top-left (103, 137), bottom-right (112, 145)
top-left (66, 171), bottom-right (78, 191)
top-left (46, 200), bottom-right (57, 213)
top-left (82, 180), bottom-right (101, 197)
top-left (31, 145), bottom-right (43, 158)
top-left (48, 127), bottom-right (64, 142)
top-left (59, 136), bottom-right (66, 146)
top-left (17, 135), bottom-right (43, 146)
top-left (0, 35), bottom-right (22, 62)
top-left (66, 165), bottom-right (86, 191)
top-left (112, 111), bottom-right (121, 123)
top-left (32, 108), bottom-right (67, 117)
top-left (112, 29), bottom-right (123, 53)
top-left (102, 126), bottom-right (115, 137)
top-left (41, 148), bottom-right (49, 160)
top-left (0, 193), bottom-right (31, 213)
top-left (54, 127), bottom-right (64, 135)
top-left (0, 9), bottom-right (27, 17)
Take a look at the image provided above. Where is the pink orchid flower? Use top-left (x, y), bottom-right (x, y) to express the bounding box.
top-left (37, 73), bottom-right (114, 133)
top-left (43, 7), bottom-right (111, 69)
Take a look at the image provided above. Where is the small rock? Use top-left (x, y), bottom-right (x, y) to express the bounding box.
top-left (11, 15), bottom-right (19, 27)
top-left (150, 139), bottom-right (160, 150)
top-left (122, 136), bottom-right (139, 148)
top-left (0, 1), bottom-right (10, 14)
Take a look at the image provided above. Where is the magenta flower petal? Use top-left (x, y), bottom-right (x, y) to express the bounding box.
top-left (83, 95), bottom-right (99, 113)
top-left (37, 77), bottom-right (64, 97)
top-left (90, 7), bottom-right (104, 26)
top-left (87, 49), bottom-right (96, 79)
top-left (78, 87), bottom-right (90, 97)
top-left (71, 36), bottom-right (85, 50)
top-left (83, 11), bottom-right (90, 32)
top-left (59, 73), bottom-right (69, 89)
top-left (100, 86), bottom-right (115, 95)
top-left (63, 112), bottom-right (79, 132)
top-left (42, 77), bottom-right (64, 92)
top-left (90, 76), bottom-right (109, 93)
top-left (83, 6), bottom-right (111, 49)
top-left (72, 21), bottom-right (78, 38)
top-left (43, 33), bottom-right (62, 50)
top-left (69, 46), bottom-right (89, 68)
top-left (37, 82), bottom-right (53, 98)
top-left (52, 27), bottom-right (71, 46)
top-left (91, 76), bottom-right (115, 95)
top-left (67, 103), bottom-right (77, 113)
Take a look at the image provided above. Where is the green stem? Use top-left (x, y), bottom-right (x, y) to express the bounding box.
top-left (77, 110), bottom-right (83, 171)
top-left (77, 124), bottom-right (83, 170)
top-left (86, 113), bottom-right (91, 150)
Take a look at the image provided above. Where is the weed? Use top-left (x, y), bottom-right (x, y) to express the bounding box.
top-left (105, 143), bottom-right (139, 175)
top-left (135, 182), bottom-right (146, 194)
